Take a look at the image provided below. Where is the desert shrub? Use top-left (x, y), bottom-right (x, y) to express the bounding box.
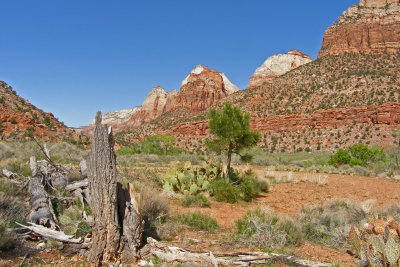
top-left (257, 178), bottom-right (269, 193)
top-left (180, 194), bottom-right (210, 207)
top-left (116, 135), bottom-right (182, 156)
top-left (237, 174), bottom-right (260, 202)
top-left (299, 199), bottom-right (367, 247)
top-left (210, 178), bottom-right (239, 203)
top-left (0, 221), bottom-right (15, 252)
top-left (173, 212), bottom-right (218, 233)
top-left (328, 149), bottom-right (351, 166)
top-left (210, 169), bottom-right (261, 203)
top-left (234, 208), bottom-right (302, 248)
top-left (139, 187), bottom-right (169, 222)
top-left (0, 192), bottom-right (28, 227)
top-left (329, 144), bottom-right (386, 167)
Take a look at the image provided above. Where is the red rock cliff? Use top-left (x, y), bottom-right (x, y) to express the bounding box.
top-left (319, 0), bottom-right (400, 57)
top-left (169, 103), bottom-right (400, 136)
top-left (172, 65), bottom-right (238, 113)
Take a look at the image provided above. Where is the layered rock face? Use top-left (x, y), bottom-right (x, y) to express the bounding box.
top-left (84, 66), bottom-right (238, 134)
top-left (95, 107), bottom-right (140, 126)
top-left (319, 0), bottom-right (400, 57)
top-left (173, 65), bottom-right (239, 113)
top-left (169, 103), bottom-right (400, 137)
top-left (248, 50), bottom-right (312, 88)
top-left (141, 86), bottom-right (168, 118)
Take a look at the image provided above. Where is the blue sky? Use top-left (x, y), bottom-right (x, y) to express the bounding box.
top-left (0, 0), bottom-right (358, 127)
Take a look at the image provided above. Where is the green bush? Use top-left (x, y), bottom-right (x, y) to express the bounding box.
top-left (210, 178), bottom-right (239, 203)
top-left (329, 144), bottom-right (386, 167)
top-left (180, 194), bottom-right (210, 207)
top-left (173, 212), bottom-right (218, 233)
top-left (116, 135), bottom-right (182, 155)
top-left (211, 170), bottom-right (261, 203)
top-left (238, 175), bottom-right (260, 202)
top-left (328, 149), bottom-right (351, 166)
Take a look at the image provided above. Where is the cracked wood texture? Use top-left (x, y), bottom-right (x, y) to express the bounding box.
top-left (87, 111), bottom-right (142, 265)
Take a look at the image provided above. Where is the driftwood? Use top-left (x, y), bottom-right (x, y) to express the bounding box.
top-left (2, 168), bottom-right (18, 179)
top-left (16, 222), bottom-right (91, 248)
top-left (65, 179), bottom-right (88, 191)
top-left (141, 237), bottom-right (332, 267)
top-left (87, 111), bottom-right (143, 265)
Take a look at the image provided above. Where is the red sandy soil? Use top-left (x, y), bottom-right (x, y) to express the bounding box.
top-left (2, 170), bottom-right (400, 266)
top-left (169, 169), bottom-right (400, 266)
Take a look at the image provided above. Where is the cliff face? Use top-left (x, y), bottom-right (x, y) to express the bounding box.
top-left (141, 86), bottom-right (168, 118)
top-left (248, 50), bottom-right (312, 88)
top-left (319, 0), bottom-right (400, 57)
top-left (83, 65), bottom-right (238, 134)
top-left (169, 103), bottom-right (400, 136)
top-left (173, 65), bottom-right (238, 113)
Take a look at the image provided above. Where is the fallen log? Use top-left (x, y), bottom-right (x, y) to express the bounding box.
top-left (28, 156), bottom-right (59, 230)
top-left (16, 222), bottom-right (89, 245)
top-left (65, 179), bottom-right (88, 192)
top-left (2, 169), bottom-right (18, 179)
top-left (143, 237), bottom-right (332, 267)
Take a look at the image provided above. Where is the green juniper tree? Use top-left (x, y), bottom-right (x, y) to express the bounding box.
top-left (206, 103), bottom-right (260, 180)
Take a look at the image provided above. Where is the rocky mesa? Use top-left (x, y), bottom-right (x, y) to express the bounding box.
top-left (248, 50), bottom-right (312, 88)
top-left (319, 0), bottom-right (400, 57)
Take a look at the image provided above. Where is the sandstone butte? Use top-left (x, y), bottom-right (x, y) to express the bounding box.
top-left (319, 0), bottom-right (400, 57)
top-left (248, 50), bottom-right (312, 88)
top-left (168, 103), bottom-right (400, 137)
top-left (82, 65), bottom-right (239, 135)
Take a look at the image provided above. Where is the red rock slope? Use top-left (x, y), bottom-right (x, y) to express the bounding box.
top-left (0, 81), bottom-right (77, 141)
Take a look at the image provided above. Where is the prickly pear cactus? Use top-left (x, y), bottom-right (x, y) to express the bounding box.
top-left (385, 234), bottom-right (400, 265)
top-left (161, 159), bottom-right (222, 197)
top-left (348, 217), bottom-right (400, 266)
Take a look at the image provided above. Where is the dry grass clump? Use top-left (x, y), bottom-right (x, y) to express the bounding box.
top-left (0, 192), bottom-right (28, 252)
top-left (139, 186), bottom-right (169, 222)
top-left (299, 199), bottom-right (367, 247)
top-left (264, 170), bottom-right (328, 186)
top-left (233, 208), bottom-right (303, 249)
top-left (0, 191), bottom-right (28, 226)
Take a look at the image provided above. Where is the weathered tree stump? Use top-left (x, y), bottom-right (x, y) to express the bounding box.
top-left (28, 156), bottom-right (59, 230)
top-left (87, 111), bottom-right (142, 265)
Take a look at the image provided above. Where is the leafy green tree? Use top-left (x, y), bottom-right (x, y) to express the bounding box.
top-left (157, 135), bottom-right (175, 154)
top-left (206, 103), bottom-right (260, 180)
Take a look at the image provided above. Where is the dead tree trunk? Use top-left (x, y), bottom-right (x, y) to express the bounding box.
top-left (28, 156), bottom-right (59, 230)
top-left (87, 111), bottom-right (142, 266)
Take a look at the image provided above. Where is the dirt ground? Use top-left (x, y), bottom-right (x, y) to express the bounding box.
top-left (169, 168), bottom-right (400, 266)
top-left (2, 168), bottom-right (400, 266)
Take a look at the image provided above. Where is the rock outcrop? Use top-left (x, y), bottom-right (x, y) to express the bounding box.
top-left (0, 81), bottom-right (78, 141)
top-left (319, 0), bottom-right (400, 57)
top-left (173, 65), bottom-right (239, 113)
top-left (141, 86), bottom-right (168, 118)
top-left (84, 66), bottom-right (238, 134)
top-left (95, 107), bottom-right (140, 126)
top-left (248, 50), bottom-right (312, 88)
